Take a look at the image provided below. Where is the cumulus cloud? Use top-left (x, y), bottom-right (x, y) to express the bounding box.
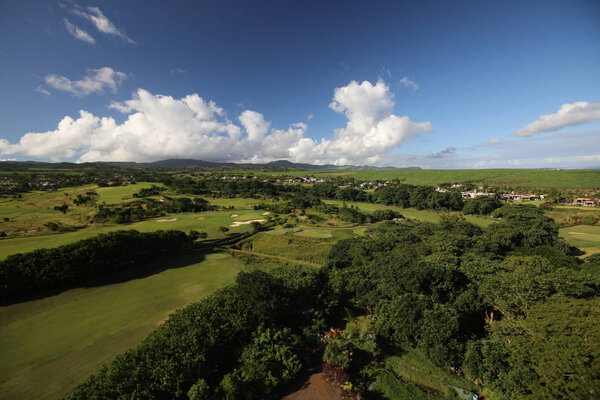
top-left (399, 76), bottom-right (419, 91)
top-left (44, 67), bottom-right (127, 96)
top-left (64, 18), bottom-right (95, 44)
top-left (72, 6), bottom-right (134, 44)
top-left (1, 81), bottom-right (433, 165)
top-left (488, 137), bottom-right (502, 144)
top-left (514, 101), bottom-right (600, 137)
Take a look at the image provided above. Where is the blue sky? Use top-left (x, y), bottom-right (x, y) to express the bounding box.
top-left (0, 0), bottom-right (599, 168)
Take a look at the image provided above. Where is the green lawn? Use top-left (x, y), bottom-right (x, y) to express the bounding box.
top-left (95, 182), bottom-right (157, 204)
top-left (0, 209), bottom-right (265, 259)
top-left (323, 200), bottom-right (495, 227)
top-left (0, 251), bottom-right (245, 400)
top-left (559, 225), bottom-right (600, 257)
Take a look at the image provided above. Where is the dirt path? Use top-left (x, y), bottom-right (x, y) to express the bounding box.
top-left (281, 373), bottom-right (342, 400)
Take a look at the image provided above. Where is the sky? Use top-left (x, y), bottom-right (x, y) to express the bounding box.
top-left (0, 0), bottom-right (599, 168)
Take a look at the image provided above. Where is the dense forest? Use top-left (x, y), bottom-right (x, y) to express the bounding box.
top-left (64, 205), bottom-right (600, 399)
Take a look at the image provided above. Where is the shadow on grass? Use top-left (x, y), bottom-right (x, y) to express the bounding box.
top-left (1, 240), bottom-right (233, 307)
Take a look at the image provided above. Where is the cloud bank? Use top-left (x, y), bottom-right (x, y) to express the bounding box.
top-left (43, 67), bottom-right (127, 97)
top-left (0, 80), bottom-right (433, 164)
top-left (514, 101), bottom-right (600, 137)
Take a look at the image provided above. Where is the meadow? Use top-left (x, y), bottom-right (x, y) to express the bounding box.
top-left (0, 251), bottom-right (245, 400)
top-left (323, 200), bottom-right (496, 227)
top-left (253, 168), bottom-right (600, 189)
top-left (559, 225), bottom-right (600, 257)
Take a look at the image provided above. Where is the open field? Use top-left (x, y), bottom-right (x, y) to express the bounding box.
top-left (248, 169), bottom-right (600, 189)
top-left (323, 200), bottom-right (496, 227)
top-left (0, 183), bottom-right (160, 238)
top-left (0, 208), bottom-right (264, 259)
top-left (0, 251), bottom-right (245, 400)
top-left (559, 225), bottom-right (600, 257)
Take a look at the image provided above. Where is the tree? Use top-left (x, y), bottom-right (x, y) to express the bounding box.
top-left (218, 226), bottom-right (230, 234)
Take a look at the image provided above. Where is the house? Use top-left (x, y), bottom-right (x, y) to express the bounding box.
top-left (573, 197), bottom-right (597, 207)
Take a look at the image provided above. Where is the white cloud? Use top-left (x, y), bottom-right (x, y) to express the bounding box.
top-left (35, 86), bottom-right (51, 96)
top-left (514, 101), bottom-right (600, 137)
top-left (382, 130), bottom-right (600, 169)
top-left (72, 6), bottom-right (134, 44)
top-left (44, 67), bottom-right (127, 97)
top-left (488, 137), bottom-right (502, 144)
top-left (171, 68), bottom-right (187, 74)
top-left (1, 81), bottom-right (432, 165)
top-left (399, 76), bottom-right (420, 91)
top-left (64, 18), bottom-right (95, 44)
top-left (307, 114), bottom-right (314, 120)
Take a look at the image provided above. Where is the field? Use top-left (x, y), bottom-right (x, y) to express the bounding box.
top-left (323, 200), bottom-right (495, 227)
top-left (250, 169), bottom-right (600, 189)
top-left (559, 225), bottom-right (600, 257)
top-left (0, 208), bottom-right (264, 259)
top-left (0, 251), bottom-right (245, 400)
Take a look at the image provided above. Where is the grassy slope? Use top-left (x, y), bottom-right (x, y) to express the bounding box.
top-left (0, 183), bottom-right (156, 238)
top-left (323, 200), bottom-right (495, 227)
top-left (386, 350), bottom-right (478, 396)
top-left (0, 251), bottom-right (245, 400)
top-left (559, 225), bottom-right (600, 257)
top-left (0, 209), bottom-right (263, 259)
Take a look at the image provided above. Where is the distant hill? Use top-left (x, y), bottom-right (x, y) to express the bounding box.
top-left (96, 159), bottom-right (416, 170)
top-left (0, 159), bottom-right (419, 171)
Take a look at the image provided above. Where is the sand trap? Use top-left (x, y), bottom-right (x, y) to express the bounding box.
top-left (195, 217), bottom-right (205, 220)
top-left (568, 232), bottom-right (588, 235)
top-left (229, 219), bottom-right (265, 227)
top-left (157, 218), bottom-right (178, 222)
top-left (230, 214), bottom-right (239, 217)
top-left (262, 212), bottom-right (271, 215)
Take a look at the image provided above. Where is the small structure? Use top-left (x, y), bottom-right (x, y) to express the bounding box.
top-left (573, 197), bottom-right (597, 207)
top-left (461, 190), bottom-right (495, 199)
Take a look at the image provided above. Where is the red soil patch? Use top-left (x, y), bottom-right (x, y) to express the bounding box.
top-left (281, 373), bottom-right (342, 400)
top-left (195, 217), bottom-right (205, 220)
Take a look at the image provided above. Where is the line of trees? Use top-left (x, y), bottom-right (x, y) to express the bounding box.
top-left (166, 176), bottom-right (504, 215)
top-left (65, 204), bottom-right (600, 399)
top-left (0, 230), bottom-right (194, 300)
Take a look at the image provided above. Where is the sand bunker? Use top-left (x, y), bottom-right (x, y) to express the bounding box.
top-left (195, 217), bottom-right (205, 220)
top-left (230, 214), bottom-right (239, 217)
top-left (229, 219), bottom-right (265, 227)
top-left (568, 232), bottom-right (588, 235)
top-left (157, 218), bottom-right (178, 222)
top-left (262, 212), bottom-right (271, 215)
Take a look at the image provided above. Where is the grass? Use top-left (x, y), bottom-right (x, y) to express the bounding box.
top-left (386, 350), bottom-right (478, 396)
top-left (95, 182), bottom-right (157, 204)
top-left (559, 225), bottom-right (600, 257)
top-left (323, 200), bottom-right (495, 228)
top-left (249, 169), bottom-right (600, 189)
top-left (374, 370), bottom-right (446, 399)
top-left (0, 209), bottom-right (264, 259)
top-left (0, 251), bottom-right (245, 400)
top-left (239, 232), bottom-right (335, 265)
